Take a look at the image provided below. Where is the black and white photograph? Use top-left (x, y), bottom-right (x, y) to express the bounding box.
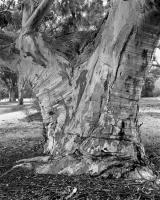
top-left (1, 0), bottom-right (160, 199)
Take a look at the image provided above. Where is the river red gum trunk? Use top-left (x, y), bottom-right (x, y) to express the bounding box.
top-left (14, 0), bottom-right (160, 180)
top-left (37, 2), bottom-right (160, 179)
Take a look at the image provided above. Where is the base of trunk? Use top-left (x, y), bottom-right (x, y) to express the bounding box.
top-left (32, 118), bottom-right (156, 181)
top-left (35, 157), bottom-right (156, 181)
top-left (12, 154), bottom-right (156, 182)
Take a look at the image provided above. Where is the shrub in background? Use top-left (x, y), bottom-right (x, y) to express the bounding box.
top-left (0, 87), bottom-right (8, 100)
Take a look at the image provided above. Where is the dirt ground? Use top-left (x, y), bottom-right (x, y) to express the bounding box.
top-left (0, 98), bottom-right (160, 199)
top-left (139, 97), bottom-right (160, 172)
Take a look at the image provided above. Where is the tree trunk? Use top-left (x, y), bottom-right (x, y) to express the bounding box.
top-left (9, 88), bottom-right (16, 102)
top-left (18, 79), bottom-right (24, 105)
top-left (18, 88), bottom-right (24, 105)
top-left (14, 0), bottom-right (160, 180)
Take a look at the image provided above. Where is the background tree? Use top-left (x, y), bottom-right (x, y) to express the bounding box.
top-left (0, 78), bottom-right (8, 100)
top-left (0, 65), bottom-right (18, 101)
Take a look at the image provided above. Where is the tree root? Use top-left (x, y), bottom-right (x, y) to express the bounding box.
top-left (0, 156), bottom-right (50, 178)
top-left (1, 155), bottom-right (160, 187)
top-left (16, 156), bottom-right (50, 164)
top-left (128, 166), bottom-right (156, 181)
top-left (0, 163), bottom-right (33, 178)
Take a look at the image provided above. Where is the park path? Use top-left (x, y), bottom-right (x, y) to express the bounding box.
top-left (0, 99), bottom-right (42, 142)
top-left (0, 99), bottom-right (34, 124)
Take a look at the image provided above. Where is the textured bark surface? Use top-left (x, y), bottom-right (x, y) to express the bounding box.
top-left (1, 0), bottom-right (160, 180)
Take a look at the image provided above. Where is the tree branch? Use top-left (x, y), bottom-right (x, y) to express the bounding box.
top-left (24, 0), bottom-right (54, 30)
top-left (22, 0), bottom-right (34, 27)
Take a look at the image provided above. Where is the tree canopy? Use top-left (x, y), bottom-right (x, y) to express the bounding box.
top-left (0, 0), bottom-right (108, 34)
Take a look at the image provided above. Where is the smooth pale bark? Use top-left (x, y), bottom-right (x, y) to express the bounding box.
top-left (1, 0), bottom-right (160, 180)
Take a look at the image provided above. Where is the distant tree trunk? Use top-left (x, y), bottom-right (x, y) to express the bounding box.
top-left (8, 0), bottom-right (160, 180)
top-left (18, 79), bottom-right (24, 105)
top-left (18, 88), bottom-right (24, 105)
top-left (9, 88), bottom-right (16, 102)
